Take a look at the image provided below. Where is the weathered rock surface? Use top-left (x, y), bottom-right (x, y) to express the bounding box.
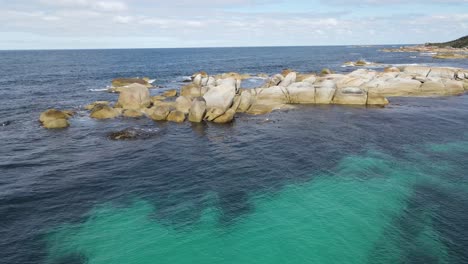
top-left (90, 105), bottom-right (121, 119)
top-left (167, 110), bottom-right (186, 123)
top-left (85, 101), bottom-right (109, 111)
top-left (112, 78), bottom-right (152, 88)
top-left (149, 106), bottom-right (170, 121)
top-left (333, 87), bottom-right (368, 105)
top-left (39, 109), bottom-right (71, 129)
top-left (188, 97), bottom-right (207, 123)
top-left (287, 82), bottom-right (315, 104)
top-left (163, 89), bottom-right (178, 97)
top-left (315, 80), bottom-right (337, 104)
top-left (279, 72), bottom-right (297, 87)
top-left (68, 66), bottom-right (466, 129)
top-left (237, 90), bottom-right (254, 112)
top-left (175, 96), bottom-right (192, 114)
top-left (205, 108), bottom-right (226, 121)
top-left (203, 78), bottom-right (237, 112)
top-left (123, 109), bottom-right (144, 118)
top-left (213, 109), bottom-right (236, 123)
top-left (117, 83), bottom-right (151, 110)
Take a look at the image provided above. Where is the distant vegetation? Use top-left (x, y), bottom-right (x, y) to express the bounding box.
top-left (426, 35), bottom-right (468, 48)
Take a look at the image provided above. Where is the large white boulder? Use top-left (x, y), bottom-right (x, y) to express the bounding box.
top-left (203, 78), bottom-right (237, 112)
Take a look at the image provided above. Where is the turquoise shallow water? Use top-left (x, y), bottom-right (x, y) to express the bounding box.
top-left (1, 47), bottom-right (468, 264)
top-left (45, 140), bottom-right (468, 264)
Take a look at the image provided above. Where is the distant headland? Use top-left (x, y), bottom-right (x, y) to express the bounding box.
top-left (381, 35), bottom-right (468, 59)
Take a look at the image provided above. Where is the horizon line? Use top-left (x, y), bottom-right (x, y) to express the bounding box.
top-left (0, 43), bottom-right (415, 52)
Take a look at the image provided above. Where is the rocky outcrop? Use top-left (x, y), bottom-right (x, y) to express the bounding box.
top-left (188, 97), bottom-right (207, 123)
top-left (51, 66), bottom-right (466, 131)
top-left (39, 109), bottom-right (71, 129)
top-left (117, 83), bottom-right (151, 110)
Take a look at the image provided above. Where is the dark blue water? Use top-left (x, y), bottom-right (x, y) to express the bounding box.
top-left (1, 46), bottom-right (468, 264)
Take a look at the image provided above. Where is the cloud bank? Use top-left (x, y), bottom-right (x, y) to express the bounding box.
top-left (0, 0), bottom-right (467, 49)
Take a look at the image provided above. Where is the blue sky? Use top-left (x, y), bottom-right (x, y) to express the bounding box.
top-left (0, 0), bottom-right (467, 49)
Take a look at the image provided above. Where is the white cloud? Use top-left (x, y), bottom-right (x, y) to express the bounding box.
top-left (39, 0), bottom-right (127, 12)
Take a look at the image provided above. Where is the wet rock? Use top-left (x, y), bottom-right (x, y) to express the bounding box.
top-left (85, 101), bottom-right (110, 111)
top-left (1, 120), bottom-right (11, 126)
top-left (205, 107), bottom-right (225, 121)
top-left (149, 105), bottom-right (171, 121)
top-left (188, 97), bottom-right (207, 123)
top-left (123, 109), bottom-right (144, 118)
top-left (237, 90), bottom-right (253, 113)
top-left (213, 109), bottom-right (236, 123)
top-left (43, 118), bottom-right (70, 129)
top-left (167, 110), bottom-right (186, 123)
top-left (90, 105), bottom-right (121, 119)
top-left (39, 109), bottom-right (71, 129)
top-left (107, 128), bottom-right (161, 140)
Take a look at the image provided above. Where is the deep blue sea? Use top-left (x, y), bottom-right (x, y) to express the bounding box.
top-left (1, 46), bottom-right (468, 264)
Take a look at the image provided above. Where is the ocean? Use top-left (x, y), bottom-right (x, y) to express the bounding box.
top-left (1, 46), bottom-right (468, 264)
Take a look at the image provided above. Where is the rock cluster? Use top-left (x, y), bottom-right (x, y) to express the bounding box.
top-left (40, 66), bottom-right (468, 129)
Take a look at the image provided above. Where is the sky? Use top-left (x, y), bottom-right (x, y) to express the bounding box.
top-left (0, 0), bottom-right (467, 50)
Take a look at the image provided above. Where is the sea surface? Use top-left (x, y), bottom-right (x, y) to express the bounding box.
top-left (1, 46), bottom-right (468, 264)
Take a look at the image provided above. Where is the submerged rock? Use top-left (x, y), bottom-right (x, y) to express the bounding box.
top-left (112, 78), bottom-right (152, 88)
top-left (108, 128), bottom-right (161, 140)
top-left (1, 120), bottom-right (12, 126)
top-left (85, 101), bottom-right (110, 111)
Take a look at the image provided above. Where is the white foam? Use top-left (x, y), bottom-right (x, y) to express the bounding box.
top-left (88, 88), bottom-right (109, 92)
